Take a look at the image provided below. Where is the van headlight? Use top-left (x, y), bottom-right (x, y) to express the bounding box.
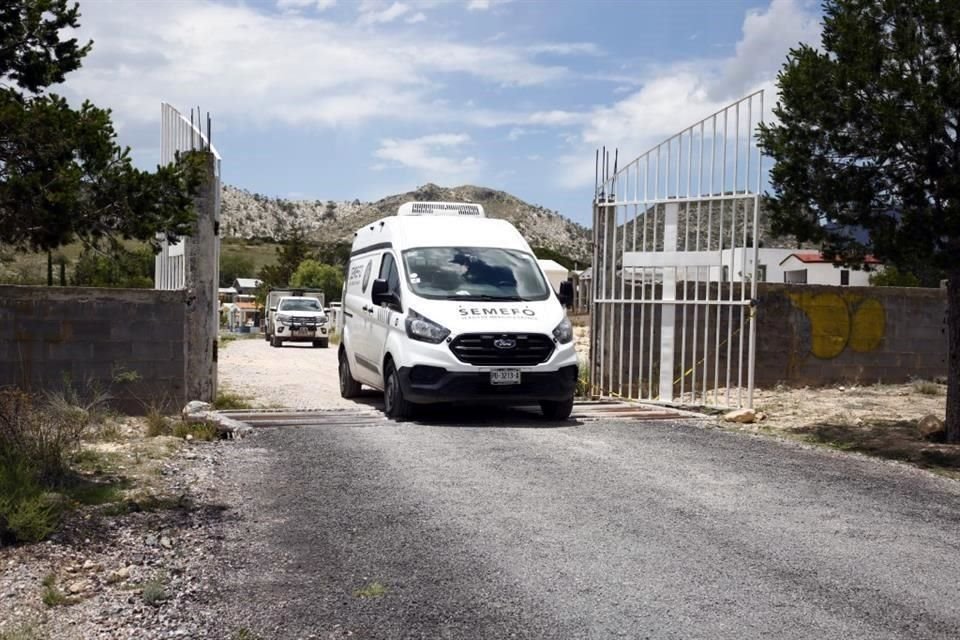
top-left (405, 309), bottom-right (450, 344)
top-left (552, 317), bottom-right (573, 344)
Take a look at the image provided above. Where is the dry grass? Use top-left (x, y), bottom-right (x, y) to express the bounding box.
top-left (743, 383), bottom-right (956, 476)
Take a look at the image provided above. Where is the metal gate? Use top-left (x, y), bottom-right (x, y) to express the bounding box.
top-left (590, 91), bottom-right (764, 409)
top-left (155, 102), bottom-right (222, 290)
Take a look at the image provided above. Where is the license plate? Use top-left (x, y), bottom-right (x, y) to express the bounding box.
top-left (490, 369), bottom-right (521, 385)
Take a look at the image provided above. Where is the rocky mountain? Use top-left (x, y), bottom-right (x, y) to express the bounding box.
top-left (220, 183), bottom-right (592, 263)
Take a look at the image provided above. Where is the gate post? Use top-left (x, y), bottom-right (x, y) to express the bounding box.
top-left (658, 202), bottom-right (679, 402)
top-left (183, 152), bottom-right (219, 403)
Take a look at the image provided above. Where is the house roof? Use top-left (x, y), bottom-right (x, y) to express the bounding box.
top-left (235, 301), bottom-right (258, 311)
top-left (218, 287), bottom-right (237, 294)
top-left (234, 278), bottom-right (262, 289)
top-left (537, 259), bottom-right (568, 273)
top-left (779, 252), bottom-right (882, 266)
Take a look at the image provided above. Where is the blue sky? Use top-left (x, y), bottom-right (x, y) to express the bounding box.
top-left (60, 0), bottom-right (822, 226)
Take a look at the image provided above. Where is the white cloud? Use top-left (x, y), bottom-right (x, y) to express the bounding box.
top-left (506, 127), bottom-right (530, 141)
top-left (358, 1), bottom-right (410, 25)
top-left (276, 0), bottom-right (337, 11)
top-left (373, 133), bottom-right (480, 179)
top-left (467, 0), bottom-right (513, 11)
top-left (60, 0), bottom-right (572, 134)
top-left (554, 0), bottom-right (821, 190)
top-left (713, 0), bottom-right (821, 99)
top-left (405, 12), bottom-right (427, 23)
top-left (527, 42), bottom-right (601, 57)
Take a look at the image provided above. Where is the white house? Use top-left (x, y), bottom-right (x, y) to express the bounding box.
top-left (778, 252), bottom-right (881, 286)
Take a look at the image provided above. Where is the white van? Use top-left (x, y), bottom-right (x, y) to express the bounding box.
top-left (338, 202), bottom-right (578, 420)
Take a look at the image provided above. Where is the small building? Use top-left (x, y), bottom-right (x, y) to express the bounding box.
top-left (218, 287), bottom-right (238, 304)
top-left (232, 278), bottom-right (262, 298)
top-left (537, 259), bottom-right (570, 293)
top-left (222, 301), bottom-right (259, 331)
top-left (778, 252), bottom-right (881, 286)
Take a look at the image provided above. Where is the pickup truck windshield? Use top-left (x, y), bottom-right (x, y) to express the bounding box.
top-left (402, 247), bottom-right (550, 301)
top-left (278, 299), bottom-right (322, 311)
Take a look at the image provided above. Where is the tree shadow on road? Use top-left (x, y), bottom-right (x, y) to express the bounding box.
top-left (791, 419), bottom-right (960, 477)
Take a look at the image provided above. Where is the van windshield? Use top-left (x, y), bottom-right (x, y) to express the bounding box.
top-left (278, 298), bottom-right (322, 311)
top-left (402, 247), bottom-right (550, 301)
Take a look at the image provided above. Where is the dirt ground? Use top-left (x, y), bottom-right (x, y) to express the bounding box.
top-left (218, 335), bottom-right (362, 410)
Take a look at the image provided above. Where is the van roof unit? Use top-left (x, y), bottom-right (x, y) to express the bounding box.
top-left (397, 202), bottom-right (485, 218)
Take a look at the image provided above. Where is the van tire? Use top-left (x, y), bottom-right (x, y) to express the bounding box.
top-left (271, 335), bottom-right (282, 348)
top-left (540, 397), bottom-right (574, 420)
top-left (383, 362), bottom-right (415, 421)
top-left (313, 339), bottom-right (329, 349)
top-left (339, 350), bottom-right (362, 398)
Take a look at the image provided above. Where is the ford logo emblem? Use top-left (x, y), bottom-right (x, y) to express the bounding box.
top-left (494, 338), bottom-right (516, 350)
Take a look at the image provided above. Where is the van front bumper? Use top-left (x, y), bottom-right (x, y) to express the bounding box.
top-left (397, 364), bottom-right (577, 405)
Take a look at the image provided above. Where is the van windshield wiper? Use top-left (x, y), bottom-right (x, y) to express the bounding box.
top-left (445, 294), bottom-right (524, 301)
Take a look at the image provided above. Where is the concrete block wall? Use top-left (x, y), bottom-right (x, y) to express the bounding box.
top-left (755, 283), bottom-right (948, 386)
top-left (0, 285), bottom-right (188, 414)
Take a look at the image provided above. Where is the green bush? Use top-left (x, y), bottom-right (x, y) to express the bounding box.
top-left (0, 456), bottom-right (62, 545)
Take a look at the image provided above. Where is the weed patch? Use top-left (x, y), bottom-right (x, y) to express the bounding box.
top-left (232, 629), bottom-right (262, 640)
top-left (0, 623), bottom-right (45, 640)
top-left (911, 379), bottom-right (943, 396)
top-left (173, 421), bottom-right (219, 441)
top-left (145, 408), bottom-right (171, 437)
top-left (141, 575), bottom-right (169, 606)
top-left (40, 574), bottom-right (67, 607)
top-left (353, 581), bottom-right (387, 598)
top-left (214, 390), bottom-right (252, 411)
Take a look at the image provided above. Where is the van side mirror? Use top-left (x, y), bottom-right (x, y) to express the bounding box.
top-left (558, 280), bottom-right (573, 308)
top-left (371, 278), bottom-right (401, 310)
top-left (269, 306), bottom-right (277, 312)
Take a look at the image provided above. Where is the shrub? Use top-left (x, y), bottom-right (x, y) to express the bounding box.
top-left (0, 455), bottom-right (63, 544)
top-left (0, 390), bottom-right (89, 482)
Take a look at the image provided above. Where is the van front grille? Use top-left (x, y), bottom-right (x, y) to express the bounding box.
top-left (449, 333), bottom-right (554, 366)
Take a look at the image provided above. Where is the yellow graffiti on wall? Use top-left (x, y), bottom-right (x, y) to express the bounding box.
top-left (787, 292), bottom-right (885, 359)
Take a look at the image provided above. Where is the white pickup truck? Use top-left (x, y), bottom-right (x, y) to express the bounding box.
top-left (269, 296), bottom-right (330, 348)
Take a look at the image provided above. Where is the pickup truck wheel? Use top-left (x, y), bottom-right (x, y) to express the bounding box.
top-left (540, 396), bottom-right (574, 420)
top-left (271, 335), bottom-right (282, 348)
top-left (318, 338), bottom-right (329, 348)
top-left (339, 351), bottom-right (362, 398)
top-left (384, 362), bottom-right (415, 421)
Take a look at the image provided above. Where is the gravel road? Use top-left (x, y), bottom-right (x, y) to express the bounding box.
top-left (205, 406), bottom-right (960, 639)
top-left (219, 337), bottom-right (364, 410)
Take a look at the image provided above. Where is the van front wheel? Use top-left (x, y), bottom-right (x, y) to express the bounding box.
top-left (384, 363), bottom-right (415, 421)
top-left (339, 351), bottom-right (362, 399)
top-left (540, 397), bottom-right (574, 420)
